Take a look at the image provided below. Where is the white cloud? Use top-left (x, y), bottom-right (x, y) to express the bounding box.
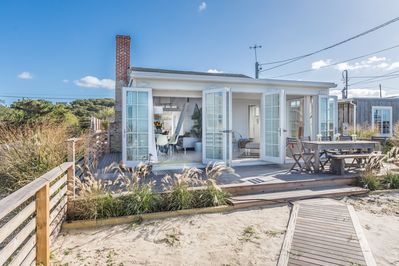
top-left (366, 56), bottom-right (386, 63)
top-left (198, 2), bottom-right (207, 12)
top-left (62, 79), bottom-right (69, 83)
top-left (207, 69), bottom-right (223, 73)
top-left (330, 88), bottom-right (397, 99)
top-left (311, 59), bottom-right (331, 70)
top-left (17, 71), bottom-right (33, 80)
top-left (376, 62), bottom-right (389, 69)
top-left (333, 56), bottom-right (394, 72)
top-left (387, 62), bottom-right (399, 70)
top-left (74, 76), bottom-right (115, 90)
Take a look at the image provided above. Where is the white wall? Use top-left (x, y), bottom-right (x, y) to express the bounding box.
top-left (232, 98), bottom-right (260, 139)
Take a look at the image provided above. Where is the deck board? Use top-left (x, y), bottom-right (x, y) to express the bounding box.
top-left (278, 199), bottom-right (376, 266)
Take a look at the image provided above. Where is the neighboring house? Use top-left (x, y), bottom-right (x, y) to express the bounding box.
top-left (338, 97), bottom-right (399, 137)
top-left (109, 35), bottom-right (337, 168)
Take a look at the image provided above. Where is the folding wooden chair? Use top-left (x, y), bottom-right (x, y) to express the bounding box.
top-left (298, 138), bottom-right (315, 172)
top-left (287, 138), bottom-right (302, 172)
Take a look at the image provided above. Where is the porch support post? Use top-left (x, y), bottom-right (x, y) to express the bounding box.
top-left (304, 96), bottom-right (312, 139)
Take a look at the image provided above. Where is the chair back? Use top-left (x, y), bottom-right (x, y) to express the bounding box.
top-left (299, 136), bottom-right (311, 141)
top-left (156, 134), bottom-right (168, 146)
top-left (340, 135), bottom-right (352, 141)
top-left (321, 136), bottom-right (331, 141)
top-left (286, 137), bottom-right (301, 155)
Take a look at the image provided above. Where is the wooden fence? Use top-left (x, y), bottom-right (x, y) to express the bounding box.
top-left (0, 162), bottom-right (74, 266)
top-left (73, 131), bottom-right (109, 180)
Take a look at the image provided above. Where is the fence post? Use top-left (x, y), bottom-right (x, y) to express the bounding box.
top-left (36, 183), bottom-right (50, 266)
top-left (66, 139), bottom-right (76, 210)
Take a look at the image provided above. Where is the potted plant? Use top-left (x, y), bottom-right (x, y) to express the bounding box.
top-left (191, 105), bottom-right (202, 152)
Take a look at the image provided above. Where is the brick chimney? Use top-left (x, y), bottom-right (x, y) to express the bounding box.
top-left (110, 35), bottom-right (131, 153)
top-left (116, 35), bottom-right (131, 84)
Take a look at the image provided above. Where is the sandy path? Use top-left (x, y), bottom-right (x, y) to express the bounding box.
top-left (343, 191), bottom-right (399, 266)
top-left (52, 205), bottom-right (290, 266)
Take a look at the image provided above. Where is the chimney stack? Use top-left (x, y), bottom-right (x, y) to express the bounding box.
top-left (116, 35), bottom-right (131, 85)
top-left (110, 35), bottom-right (131, 153)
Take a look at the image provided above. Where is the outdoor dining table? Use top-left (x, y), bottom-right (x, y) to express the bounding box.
top-left (301, 140), bottom-right (378, 173)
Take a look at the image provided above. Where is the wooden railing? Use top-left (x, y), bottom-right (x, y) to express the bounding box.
top-left (71, 131), bottom-right (109, 180)
top-left (0, 162), bottom-right (74, 266)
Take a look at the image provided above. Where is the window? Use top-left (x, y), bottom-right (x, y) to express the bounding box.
top-left (372, 106), bottom-right (392, 136)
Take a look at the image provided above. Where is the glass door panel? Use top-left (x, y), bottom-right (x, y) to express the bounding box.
top-left (318, 95), bottom-right (337, 138)
top-left (123, 88), bottom-right (153, 165)
top-left (203, 88), bottom-right (231, 164)
top-left (262, 90), bottom-right (285, 163)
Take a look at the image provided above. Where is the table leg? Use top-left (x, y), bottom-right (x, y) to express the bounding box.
top-left (314, 149), bottom-right (320, 173)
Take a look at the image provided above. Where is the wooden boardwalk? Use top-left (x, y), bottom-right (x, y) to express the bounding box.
top-left (278, 199), bottom-right (376, 266)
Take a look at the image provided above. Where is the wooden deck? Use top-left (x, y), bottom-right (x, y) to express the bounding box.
top-left (278, 199), bottom-right (376, 266)
top-left (95, 152), bottom-right (360, 185)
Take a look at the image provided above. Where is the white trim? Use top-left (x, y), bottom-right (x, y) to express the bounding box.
top-left (122, 87), bottom-right (154, 167)
top-left (130, 70), bottom-right (336, 89)
top-left (202, 88), bottom-right (231, 164)
top-left (318, 95), bottom-right (338, 137)
top-left (371, 106), bottom-right (393, 137)
top-left (261, 89), bottom-right (286, 164)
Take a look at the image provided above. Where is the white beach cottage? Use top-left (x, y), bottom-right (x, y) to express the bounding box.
top-left (111, 35), bottom-right (337, 169)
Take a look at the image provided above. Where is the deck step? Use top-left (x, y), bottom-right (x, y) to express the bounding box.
top-left (230, 185), bottom-right (368, 208)
top-left (221, 175), bottom-right (359, 196)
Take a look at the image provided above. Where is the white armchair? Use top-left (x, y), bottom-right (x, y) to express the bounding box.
top-left (182, 137), bottom-right (200, 154)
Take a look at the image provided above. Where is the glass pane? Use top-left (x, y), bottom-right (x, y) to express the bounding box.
top-left (205, 90), bottom-right (226, 161)
top-left (138, 92), bottom-right (148, 104)
top-left (138, 106), bottom-right (148, 119)
top-left (125, 90), bottom-right (149, 162)
top-left (264, 93), bottom-right (280, 158)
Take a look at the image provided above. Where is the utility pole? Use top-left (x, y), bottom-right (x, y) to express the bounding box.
top-left (341, 70), bottom-right (349, 99)
top-left (250, 44), bottom-right (262, 79)
top-left (379, 84), bottom-right (382, 98)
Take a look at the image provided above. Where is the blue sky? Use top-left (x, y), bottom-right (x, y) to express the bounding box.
top-left (1, 0), bottom-right (399, 105)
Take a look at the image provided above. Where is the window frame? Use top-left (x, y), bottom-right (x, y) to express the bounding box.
top-left (371, 106), bottom-right (393, 137)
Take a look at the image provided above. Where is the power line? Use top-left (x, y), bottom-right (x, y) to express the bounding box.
top-left (271, 43), bottom-right (399, 78)
top-left (258, 16), bottom-right (399, 72)
top-left (349, 69), bottom-right (399, 86)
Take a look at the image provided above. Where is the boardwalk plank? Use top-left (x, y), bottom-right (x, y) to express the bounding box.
top-left (278, 199), bottom-right (375, 266)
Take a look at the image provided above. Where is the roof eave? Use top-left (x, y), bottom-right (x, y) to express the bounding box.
top-left (130, 70), bottom-right (337, 89)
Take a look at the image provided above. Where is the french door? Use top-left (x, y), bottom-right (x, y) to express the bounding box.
top-left (261, 90), bottom-right (286, 164)
top-left (202, 88), bottom-right (232, 164)
top-left (318, 95), bottom-right (338, 138)
top-left (122, 87), bottom-right (155, 166)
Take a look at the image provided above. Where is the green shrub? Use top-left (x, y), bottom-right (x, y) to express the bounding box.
top-left (359, 174), bottom-right (381, 191)
top-left (383, 172), bottom-right (399, 189)
top-left (0, 123), bottom-right (69, 196)
top-left (121, 185), bottom-right (161, 214)
top-left (69, 164), bottom-right (234, 220)
top-left (166, 182), bottom-right (193, 210)
top-left (71, 194), bottom-right (125, 220)
top-left (196, 180), bottom-right (231, 207)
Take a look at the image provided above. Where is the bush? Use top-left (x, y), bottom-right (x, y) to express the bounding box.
top-left (69, 163), bottom-right (233, 220)
top-left (122, 184), bottom-right (161, 214)
top-left (349, 123), bottom-right (378, 140)
top-left (383, 172), bottom-right (399, 189)
top-left (196, 180), bottom-right (231, 207)
top-left (359, 174), bottom-right (381, 191)
top-left (0, 123), bottom-right (69, 195)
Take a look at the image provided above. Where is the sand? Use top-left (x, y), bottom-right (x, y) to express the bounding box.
top-left (343, 191), bottom-right (399, 266)
top-left (52, 205), bottom-right (290, 266)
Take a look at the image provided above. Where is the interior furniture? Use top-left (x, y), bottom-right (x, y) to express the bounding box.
top-left (301, 140), bottom-right (377, 173)
top-left (181, 137), bottom-right (200, 154)
top-left (156, 134), bottom-right (169, 156)
top-left (244, 142), bottom-right (260, 156)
